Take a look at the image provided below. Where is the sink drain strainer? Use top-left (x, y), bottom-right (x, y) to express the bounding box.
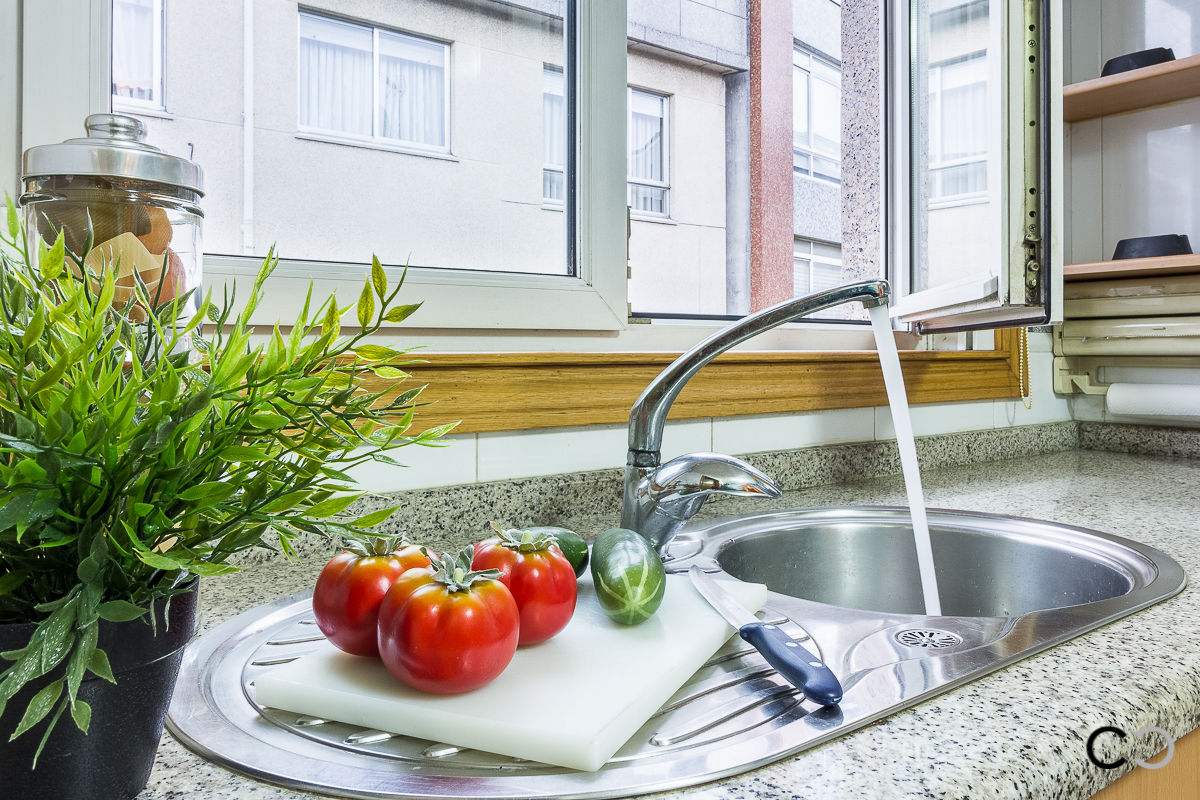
top-left (893, 628), bottom-right (963, 649)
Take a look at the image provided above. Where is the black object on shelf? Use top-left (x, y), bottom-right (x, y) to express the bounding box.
top-left (1101, 47), bottom-right (1176, 77)
top-left (1112, 234), bottom-right (1193, 260)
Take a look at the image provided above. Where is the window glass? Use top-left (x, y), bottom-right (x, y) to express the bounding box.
top-left (543, 67), bottom-right (565, 203)
top-left (910, 0), bottom-right (998, 294)
top-left (794, 238), bottom-right (843, 296)
top-left (114, 1), bottom-right (569, 276)
top-left (628, 88), bottom-right (668, 216)
top-left (792, 48), bottom-right (842, 185)
top-left (298, 13), bottom-right (373, 137)
top-left (112, 0), bottom-right (163, 110)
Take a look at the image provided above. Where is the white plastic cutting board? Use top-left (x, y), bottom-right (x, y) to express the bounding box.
top-left (254, 573), bottom-right (767, 771)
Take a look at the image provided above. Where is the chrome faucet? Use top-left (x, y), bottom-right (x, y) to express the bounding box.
top-left (621, 279), bottom-right (891, 553)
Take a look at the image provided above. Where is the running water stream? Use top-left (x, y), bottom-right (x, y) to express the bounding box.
top-left (868, 304), bottom-right (943, 616)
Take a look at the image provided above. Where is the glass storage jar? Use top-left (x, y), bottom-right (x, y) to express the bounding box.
top-left (19, 113), bottom-right (205, 324)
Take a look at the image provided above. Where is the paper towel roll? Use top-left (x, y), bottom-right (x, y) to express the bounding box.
top-left (1107, 383), bottom-right (1200, 418)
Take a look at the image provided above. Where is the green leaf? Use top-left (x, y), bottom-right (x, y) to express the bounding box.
top-left (0, 571), bottom-right (26, 596)
top-left (353, 344), bottom-right (399, 362)
top-left (218, 445), bottom-right (269, 462)
top-left (69, 699), bottom-right (92, 733)
top-left (371, 255), bottom-right (387, 299)
top-left (176, 481), bottom-right (238, 505)
top-left (249, 413), bottom-right (288, 430)
top-left (186, 561), bottom-right (239, 577)
top-left (305, 493), bottom-right (365, 518)
top-left (351, 504), bottom-right (402, 528)
top-left (97, 600), bottom-right (148, 622)
top-left (372, 365), bottom-right (409, 379)
top-left (88, 648), bottom-right (115, 683)
top-left (5, 196), bottom-right (17, 239)
top-left (135, 548), bottom-right (184, 571)
top-left (10, 679), bottom-right (62, 741)
top-left (260, 491), bottom-right (309, 514)
top-left (40, 234), bottom-right (64, 280)
top-left (357, 282), bottom-right (375, 328)
top-left (383, 302), bottom-right (423, 324)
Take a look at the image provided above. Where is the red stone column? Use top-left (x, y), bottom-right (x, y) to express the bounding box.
top-left (748, 0), bottom-right (795, 312)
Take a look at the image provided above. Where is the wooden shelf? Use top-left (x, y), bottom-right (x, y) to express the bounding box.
top-left (1064, 53), bottom-right (1200, 122)
top-left (1064, 253), bottom-right (1200, 281)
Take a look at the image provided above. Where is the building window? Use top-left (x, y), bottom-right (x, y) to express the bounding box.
top-left (793, 238), bottom-right (843, 297)
top-left (298, 11), bottom-right (449, 151)
top-left (628, 87), bottom-right (668, 217)
top-left (792, 47), bottom-right (841, 185)
top-left (112, 0), bottom-right (165, 111)
top-left (928, 51), bottom-right (987, 202)
top-left (543, 66), bottom-right (565, 204)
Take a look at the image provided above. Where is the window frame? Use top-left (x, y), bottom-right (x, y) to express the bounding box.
top-left (110, 0), bottom-right (166, 114)
top-left (9, 0), bottom-right (1028, 433)
top-left (626, 85), bottom-right (670, 219)
top-left (887, 0), bottom-right (1063, 333)
top-left (296, 10), bottom-right (452, 156)
top-left (792, 45), bottom-right (842, 186)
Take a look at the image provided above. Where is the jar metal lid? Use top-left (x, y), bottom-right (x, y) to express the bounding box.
top-left (21, 113), bottom-right (204, 195)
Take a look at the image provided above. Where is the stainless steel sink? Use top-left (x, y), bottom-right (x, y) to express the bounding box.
top-left (705, 507), bottom-right (1160, 617)
top-left (168, 506), bottom-right (1185, 800)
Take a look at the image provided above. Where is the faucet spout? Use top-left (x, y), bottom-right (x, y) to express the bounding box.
top-left (621, 280), bottom-right (890, 553)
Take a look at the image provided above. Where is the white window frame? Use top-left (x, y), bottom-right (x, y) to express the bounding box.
top-left (15, 0), bottom-right (885, 349)
top-left (296, 10), bottom-right (451, 157)
top-left (792, 46), bottom-right (841, 186)
top-left (111, 0), bottom-right (165, 114)
top-left (626, 85), bottom-right (669, 219)
top-left (887, 0), bottom-right (1063, 333)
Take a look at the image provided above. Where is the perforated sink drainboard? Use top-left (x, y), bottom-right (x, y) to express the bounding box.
top-left (167, 591), bottom-right (856, 800)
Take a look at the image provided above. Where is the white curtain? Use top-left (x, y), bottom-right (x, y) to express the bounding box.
top-left (112, 0), bottom-right (154, 101)
top-left (299, 39), bottom-right (373, 137)
top-left (379, 55), bottom-right (445, 146)
top-left (629, 112), bottom-right (662, 182)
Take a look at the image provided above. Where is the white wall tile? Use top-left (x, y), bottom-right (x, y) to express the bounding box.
top-left (661, 418), bottom-right (714, 459)
top-left (477, 424), bottom-right (627, 482)
top-left (346, 434), bottom-right (478, 492)
top-left (713, 407), bottom-right (876, 455)
top-left (875, 400), bottom-right (996, 441)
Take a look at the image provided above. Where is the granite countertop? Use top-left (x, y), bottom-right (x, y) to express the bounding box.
top-left (136, 449), bottom-right (1200, 800)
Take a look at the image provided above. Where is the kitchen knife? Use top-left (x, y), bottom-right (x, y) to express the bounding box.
top-left (689, 566), bottom-right (843, 706)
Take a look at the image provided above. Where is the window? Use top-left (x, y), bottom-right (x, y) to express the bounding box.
top-left (112, 0), bottom-right (164, 111)
top-left (793, 238), bottom-right (843, 296)
top-left (298, 11), bottom-right (448, 152)
top-left (928, 52), bottom-right (987, 202)
top-left (628, 87), bottom-right (668, 217)
top-left (792, 48), bottom-right (841, 185)
top-left (543, 66), bottom-right (565, 204)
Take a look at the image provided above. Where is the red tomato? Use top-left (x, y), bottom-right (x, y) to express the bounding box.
top-left (377, 550), bottom-right (520, 694)
top-left (312, 539), bottom-right (430, 657)
top-left (471, 524), bottom-right (577, 645)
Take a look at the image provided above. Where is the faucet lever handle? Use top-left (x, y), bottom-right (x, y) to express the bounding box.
top-left (643, 452), bottom-right (782, 503)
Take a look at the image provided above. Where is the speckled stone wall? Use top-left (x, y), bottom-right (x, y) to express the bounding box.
top-left (840, 0), bottom-right (883, 287)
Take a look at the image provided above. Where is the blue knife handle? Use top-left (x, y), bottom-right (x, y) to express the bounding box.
top-left (738, 621), bottom-right (843, 706)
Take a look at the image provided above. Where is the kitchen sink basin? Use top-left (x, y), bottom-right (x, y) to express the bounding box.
top-left (706, 507), bottom-right (1158, 617)
top-left (167, 506), bottom-right (1185, 800)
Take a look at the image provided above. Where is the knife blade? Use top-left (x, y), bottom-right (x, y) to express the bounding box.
top-left (689, 566), bottom-right (843, 706)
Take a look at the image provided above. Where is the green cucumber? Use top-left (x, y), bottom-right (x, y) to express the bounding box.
top-left (529, 526), bottom-right (589, 578)
top-left (589, 528), bottom-right (666, 625)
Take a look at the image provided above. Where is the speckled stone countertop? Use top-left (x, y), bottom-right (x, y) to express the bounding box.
top-left (136, 449), bottom-right (1200, 800)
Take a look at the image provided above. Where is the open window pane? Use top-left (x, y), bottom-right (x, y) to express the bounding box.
top-left (115, 0), bottom-right (570, 277)
top-left (112, 0), bottom-right (163, 110)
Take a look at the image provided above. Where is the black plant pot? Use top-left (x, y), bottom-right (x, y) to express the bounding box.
top-left (0, 583), bottom-right (198, 800)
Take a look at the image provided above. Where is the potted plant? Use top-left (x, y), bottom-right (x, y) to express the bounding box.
top-left (0, 199), bottom-right (451, 799)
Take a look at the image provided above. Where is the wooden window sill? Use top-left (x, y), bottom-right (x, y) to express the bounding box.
top-left (363, 331), bottom-right (1022, 434)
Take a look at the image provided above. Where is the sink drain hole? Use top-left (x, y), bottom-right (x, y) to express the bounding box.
top-left (894, 628), bottom-right (963, 649)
